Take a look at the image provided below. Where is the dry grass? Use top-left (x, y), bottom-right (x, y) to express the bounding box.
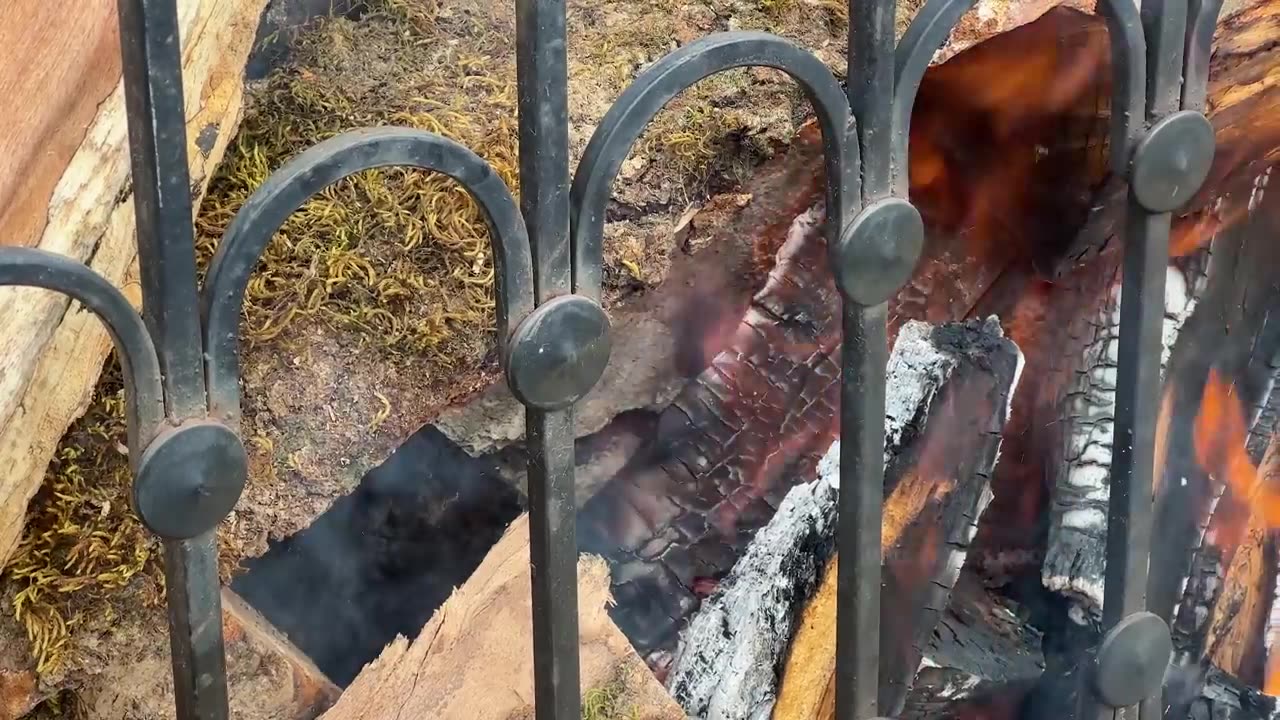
top-left (194, 0), bottom-right (518, 368)
top-left (581, 681), bottom-right (639, 720)
top-left (1, 367), bottom-right (161, 675)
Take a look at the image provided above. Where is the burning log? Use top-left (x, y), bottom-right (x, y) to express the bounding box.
top-left (1041, 250), bottom-right (1211, 613)
top-left (898, 575), bottom-right (1045, 720)
top-left (758, 318), bottom-right (1024, 720)
top-left (316, 514), bottom-right (685, 720)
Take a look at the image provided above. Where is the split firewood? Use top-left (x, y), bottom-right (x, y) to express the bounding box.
top-left (317, 514), bottom-right (685, 720)
top-left (0, 0), bottom-right (267, 566)
top-left (757, 318), bottom-right (1023, 720)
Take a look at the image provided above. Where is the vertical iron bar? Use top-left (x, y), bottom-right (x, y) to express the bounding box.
top-left (161, 533), bottom-right (228, 720)
top-left (842, 3), bottom-right (896, 719)
top-left (847, 0), bottom-right (896, 199)
top-left (117, 3), bottom-right (228, 717)
top-left (1142, 0), bottom-right (1188, 119)
top-left (836, 302), bottom-right (888, 720)
top-left (1107, 212), bottom-right (1171, 621)
top-left (116, 0), bottom-right (207, 418)
top-left (516, 2), bottom-right (580, 718)
top-left (526, 408), bottom-right (581, 720)
top-left (516, 0), bottom-right (573, 300)
top-left (1104, 210), bottom-right (1172, 720)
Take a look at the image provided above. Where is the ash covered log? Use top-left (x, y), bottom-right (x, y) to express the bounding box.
top-left (755, 318), bottom-right (1024, 720)
top-left (1040, 249), bottom-right (1210, 612)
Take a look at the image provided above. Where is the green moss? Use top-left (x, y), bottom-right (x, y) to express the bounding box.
top-left (1, 366), bottom-right (162, 675)
top-left (581, 681), bottom-right (639, 720)
top-left (194, 0), bottom-right (520, 369)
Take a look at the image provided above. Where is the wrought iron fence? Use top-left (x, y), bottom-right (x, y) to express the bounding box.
top-left (0, 0), bottom-right (1225, 718)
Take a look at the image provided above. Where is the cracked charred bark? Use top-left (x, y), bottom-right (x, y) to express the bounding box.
top-left (1041, 248), bottom-right (1210, 613)
top-left (768, 319), bottom-right (1025, 720)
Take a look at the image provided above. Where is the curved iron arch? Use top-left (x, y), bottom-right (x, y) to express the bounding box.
top-left (1097, 0), bottom-right (1150, 170)
top-left (569, 31), bottom-right (860, 301)
top-left (200, 127), bottom-right (538, 422)
top-left (890, 0), bottom-right (979, 196)
top-left (0, 248), bottom-right (165, 455)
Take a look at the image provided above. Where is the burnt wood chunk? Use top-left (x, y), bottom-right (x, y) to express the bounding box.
top-left (899, 575), bottom-right (1045, 720)
top-left (1041, 250), bottom-right (1209, 614)
top-left (575, 206), bottom-right (844, 663)
top-left (762, 318), bottom-right (1024, 720)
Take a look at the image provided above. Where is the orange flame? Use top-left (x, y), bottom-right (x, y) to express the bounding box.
top-left (1194, 370), bottom-right (1277, 530)
top-left (1169, 200), bottom-right (1249, 258)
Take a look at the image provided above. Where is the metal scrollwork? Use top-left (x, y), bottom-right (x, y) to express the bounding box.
top-left (0, 0), bottom-right (1233, 718)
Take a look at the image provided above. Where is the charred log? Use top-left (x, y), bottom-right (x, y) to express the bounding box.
top-left (899, 575), bottom-right (1045, 720)
top-left (767, 318), bottom-right (1024, 720)
top-left (1040, 248), bottom-right (1210, 613)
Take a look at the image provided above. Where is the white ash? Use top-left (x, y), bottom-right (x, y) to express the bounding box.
top-left (664, 440), bottom-right (840, 720)
top-left (665, 318), bottom-right (1008, 719)
top-left (1043, 255), bottom-right (1208, 614)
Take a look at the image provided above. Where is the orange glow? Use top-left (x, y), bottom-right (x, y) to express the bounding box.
top-left (1267, 664), bottom-right (1280, 696)
top-left (1169, 201), bottom-right (1248, 257)
top-left (1152, 385), bottom-right (1176, 496)
top-left (1194, 370), bottom-right (1279, 529)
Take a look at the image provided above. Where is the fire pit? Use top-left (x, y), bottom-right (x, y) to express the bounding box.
top-left (1, 0), bottom-right (1280, 719)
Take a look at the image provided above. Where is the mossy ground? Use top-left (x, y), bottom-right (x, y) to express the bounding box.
top-left (3, 0), bottom-right (854, 702)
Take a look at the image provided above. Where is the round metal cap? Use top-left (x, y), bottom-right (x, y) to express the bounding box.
top-left (1130, 110), bottom-right (1215, 213)
top-left (1092, 611), bottom-right (1173, 708)
top-left (505, 294), bottom-right (612, 411)
top-left (133, 421), bottom-right (248, 540)
top-left (833, 197), bottom-right (925, 306)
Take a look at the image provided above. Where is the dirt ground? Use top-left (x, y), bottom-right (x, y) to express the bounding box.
top-left (1, 0), bottom-right (856, 711)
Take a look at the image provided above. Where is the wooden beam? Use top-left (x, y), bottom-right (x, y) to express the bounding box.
top-left (317, 514), bottom-right (685, 720)
top-left (0, 0), bottom-right (268, 565)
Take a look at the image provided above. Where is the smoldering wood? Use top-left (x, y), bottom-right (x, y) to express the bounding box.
top-left (1160, 185), bottom-right (1280, 687)
top-left (1170, 433), bottom-right (1279, 688)
top-left (574, 25), bottom-right (1113, 651)
top-left (899, 575), bottom-right (1045, 720)
top-left (1027, 0), bottom-right (1280, 620)
top-left (758, 319), bottom-right (1024, 720)
top-left (1041, 250), bottom-right (1210, 614)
